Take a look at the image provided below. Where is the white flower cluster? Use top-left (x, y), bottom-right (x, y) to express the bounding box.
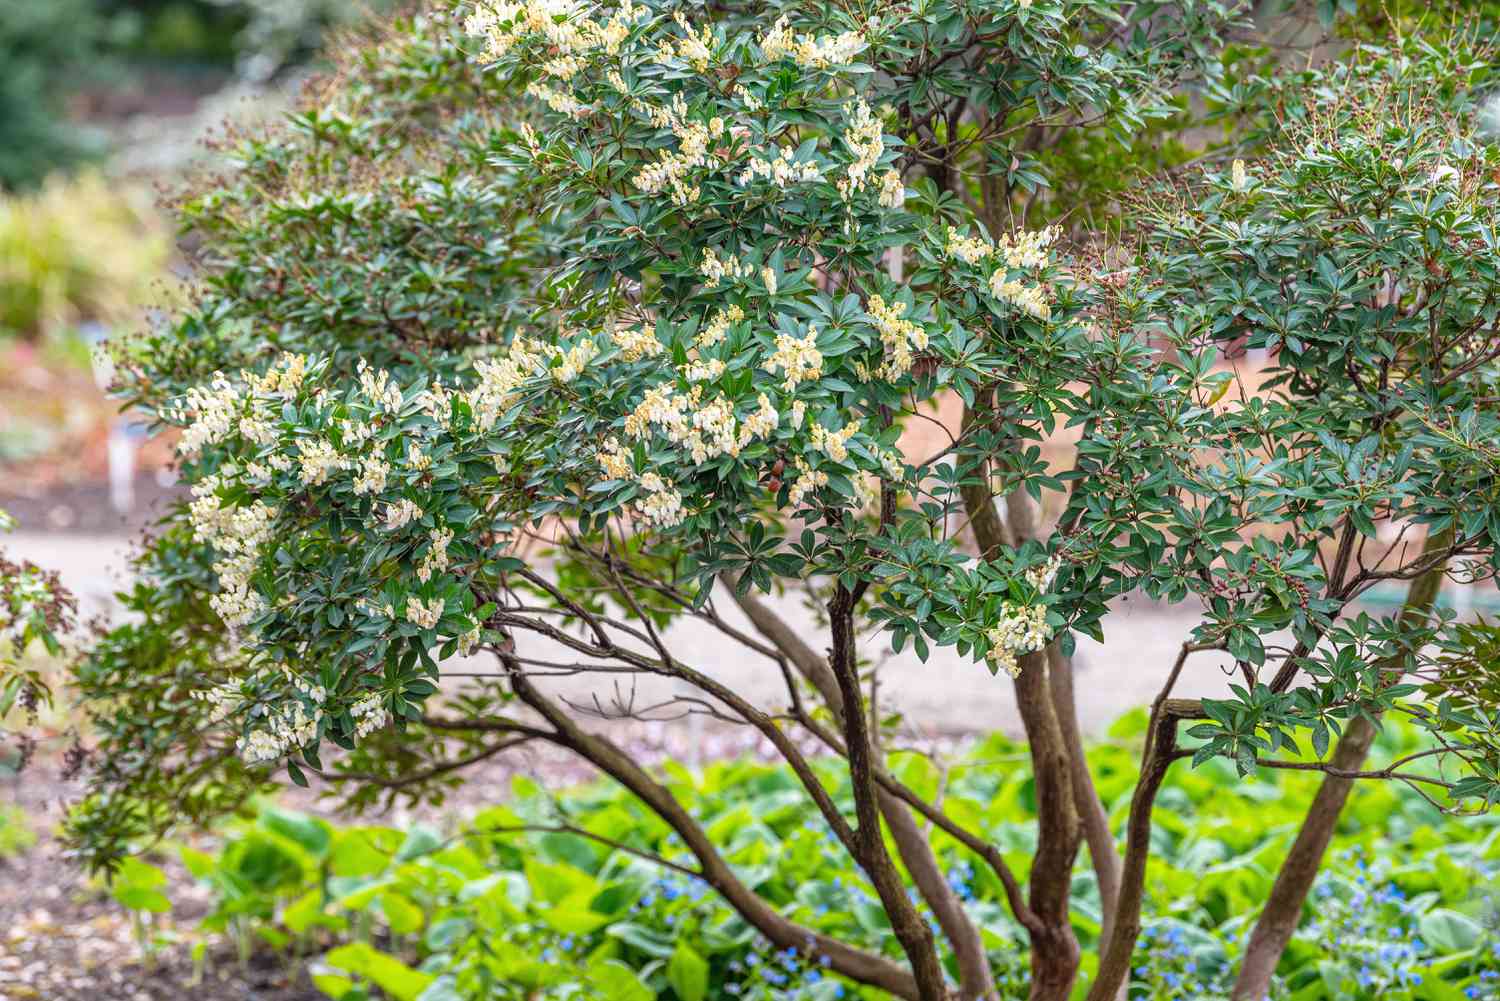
top-left (758, 15), bottom-right (864, 69)
top-left (982, 227), bottom-right (1059, 319)
top-left (417, 528), bottom-right (452, 583)
top-left (385, 498), bottom-right (423, 530)
top-left (602, 372), bottom-right (779, 529)
top-left (463, 335), bottom-right (549, 431)
top-left (597, 443), bottom-right (685, 526)
top-left (878, 168), bottom-right (905, 209)
top-left (996, 226), bottom-right (1059, 270)
top-left (612, 325), bottom-right (665, 361)
top-left (226, 673), bottom-right (390, 764)
top-left (739, 145), bottom-right (824, 189)
top-left (353, 455), bottom-right (390, 495)
top-left (683, 357), bottom-right (726, 382)
top-left (1025, 554), bottom-right (1063, 592)
top-left (866, 295), bottom-right (929, 380)
top-left (526, 81), bottom-right (588, 118)
top-left (947, 224), bottom-right (1058, 271)
top-left (696, 305), bottom-right (742, 349)
top-left (239, 700), bottom-right (320, 763)
top-left (349, 692), bottom-right (390, 740)
top-left (597, 437), bottom-right (633, 479)
top-left (406, 595), bottom-right (445, 629)
top-left (636, 472), bottom-right (686, 527)
top-left (787, 456), bottom-right (828, 507)
top-left (624, 384), bottom-right (779, 464)
top-left (357, 361), bottom-right (404, 414)
top-left (701, 247), bottom-right (750, 287)
top-left (175, 373), bottom-right (240, 460)
top-left (946, 226), bottom-right (994, 265)
top-left (634, 96), bottom-right (725, 205)
top-left (1230, 158), bottom-right (1250, 192)
top-left (171, 354), bottom-right (307, 461)
top-left (191, 678), bottom-right (243, 726)
top-left (189, 474), bottom-right (278, 628)
top-left (551, 339), bottom-right (598, 382)
top-left (665, 11), bottom-right (714, 71)
top-left (297, 438), bottom-right (347, 486)
top-left (193, 667), bottom-right (304, 764)
top-left (767, 329), bottom-right (823, 389)
top-left (838, 98), bottom-right (884, 199)
top-left (989, 272), bottom-right (1051, 320)
top-left (810, 420), bottom-right (860, 462)
top-left (465, 0), bottom-right (640, 62)
top-left (985, 602), bottom-right (1052, 678)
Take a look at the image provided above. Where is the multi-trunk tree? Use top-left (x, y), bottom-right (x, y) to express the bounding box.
top-left (61, 3), bottom-right (1500, 999)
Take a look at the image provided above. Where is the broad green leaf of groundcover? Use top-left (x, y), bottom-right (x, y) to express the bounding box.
top-left (322, 942), bottom-right (434, 1001)
top-left (667, 943), bottom-right (710, 1001)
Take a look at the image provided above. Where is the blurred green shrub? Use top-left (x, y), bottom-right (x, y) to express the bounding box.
top-left (0, 801), bottom-right (36, 859)
top-left (0, 0), bottom-right (110, 191)
top-left (106, 0), bottom-right (396, 80)
top-left (0, 173), bottom-right (170, 342)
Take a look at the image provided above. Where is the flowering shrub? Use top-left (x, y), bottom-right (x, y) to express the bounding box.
top-left (63, 4), bottom-right (1500, 1001)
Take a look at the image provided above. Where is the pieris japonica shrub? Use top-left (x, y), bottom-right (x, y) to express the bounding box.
top-left (64, 4), bottom-right (1500, 1000)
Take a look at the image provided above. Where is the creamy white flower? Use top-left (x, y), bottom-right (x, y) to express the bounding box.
top-left (988, 272), bottom-right (1051, 319)
top-left (878, 168), bottom-right (905, 209)
top-left (946, 227), bottom-right (993, 265)
top-left (701, 247), bottom-right (749, 287)
top-left (985, 601), bottom-right (1052, 678)
top-left (417, 528), bottom-right (453, 583)
top-left (353, 455), bottom-right (390, 495)
top-left (612, 326), bottom-right (664, 361)
top-left (766, 329), bottom-right (823, 390)
top-left (758, 15), bottom-right (864, 69)
top-left (405, 595), bottom-right (445, 629)
top-left (384, 499), bottom-right (423, 530)
top-left (787, 456), bottom-right (828, 507)
top-left (810, 421), bottom-right (859, 463)
top-left (867, 294), bottom-right (927, 380)
top-left (636, 472), bottom-right (685, 527)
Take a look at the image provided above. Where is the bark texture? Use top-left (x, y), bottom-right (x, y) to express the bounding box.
top-left (1231, 532), bottom-right (1451, 1000)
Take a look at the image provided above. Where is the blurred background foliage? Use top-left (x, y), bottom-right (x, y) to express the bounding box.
top-left (0, 0), bottom-right (392, 502)
top-left (0, 0), bottom-right (396, 194)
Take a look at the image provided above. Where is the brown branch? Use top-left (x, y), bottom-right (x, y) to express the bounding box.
top-left (960, 399), bottom-right (1083, 1001)
top-left (1231, 527), bottom-right (1452, 1000)
top-left (322, 735), bottom-right (533, 789)
top-left (495, 652), bottom-right (926, 1000)
top-left (1084, 698), bottom-right (1203, 1001)
top-left (828, 585), bottom-right (951, 1000)
top-left (732, 588), bottom-right (1000, 1000)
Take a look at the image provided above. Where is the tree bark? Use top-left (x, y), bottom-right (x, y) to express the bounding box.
top-left (1006, 488), bottom-right (1123, 962)
top-left (733, 589), bottom-right (999, 999)
top-left (1231, 531), bottom-right (1451, 1000)
top-left (829, 585), bottom-right (953, 1001)
top-left (1084, 699), bottom-right (1197, 1001)
top-left (1047, 645), bottom-right (1123, 957)
top-left (959, 403), bottom-right (1082, 1000)
top-left (499, 664), bottom-right (926, 999)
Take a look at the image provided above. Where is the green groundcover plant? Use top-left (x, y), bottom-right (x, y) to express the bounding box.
top-left (125, 716), bottom-right (1500, 1001)
top-left (58, 3), bottom-right (1500, 1000)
